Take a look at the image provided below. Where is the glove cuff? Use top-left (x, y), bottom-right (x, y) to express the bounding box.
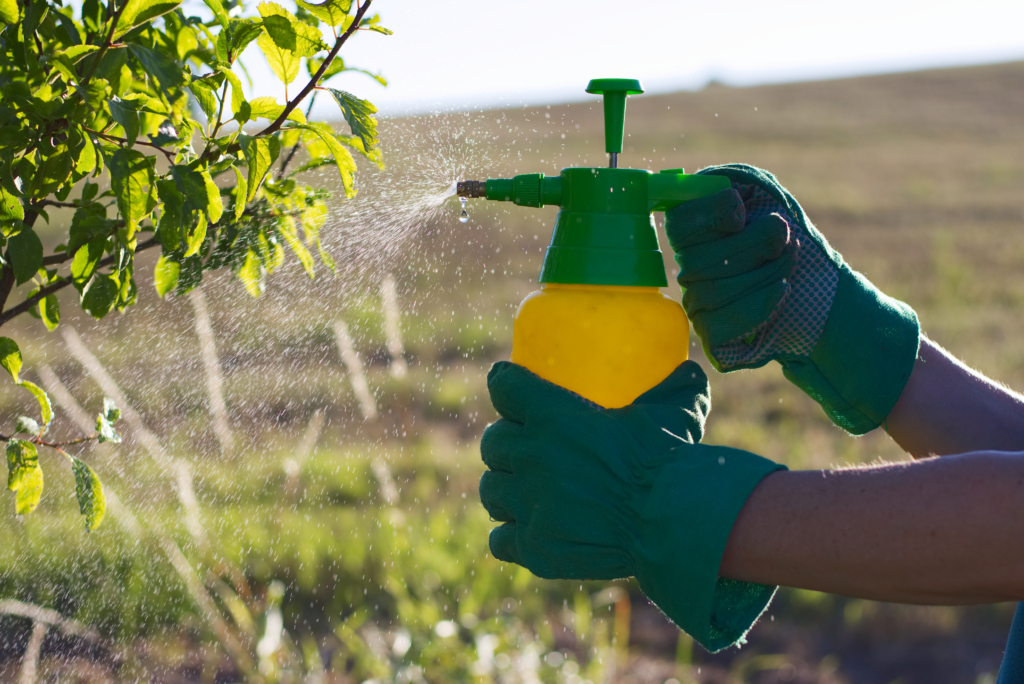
top-left (780, 266), bottom-right (920, 435)
top-left (633, 445), bottom-right (786, 652)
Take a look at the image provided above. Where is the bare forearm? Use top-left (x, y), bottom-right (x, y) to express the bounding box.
top-left (885, 337), bottom-right (1024, 456)
top-left (719, 452), bottom-right (1024, 604)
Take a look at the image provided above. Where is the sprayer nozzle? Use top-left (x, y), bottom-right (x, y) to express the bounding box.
top-left (457, 180), bottom-right (487, 198)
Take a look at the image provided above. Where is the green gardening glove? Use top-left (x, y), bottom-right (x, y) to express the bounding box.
top-left (479, 360), bottom-right (786, 652)
top-left (665, 164), bottom-right (920, 435)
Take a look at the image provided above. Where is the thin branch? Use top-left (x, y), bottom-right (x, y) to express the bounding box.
top-left (256, 0), bottom-right (373, 139)
top-left (275, 91), bottom-right (319, 180)
top-left (0, 236), bottom-right (160, 328)
top-left (79, 0), bottom-right (129, 90)
top-left (36, 199), bottom-right (78, 209)
top-left (85, 128), bottom-right (176, 162)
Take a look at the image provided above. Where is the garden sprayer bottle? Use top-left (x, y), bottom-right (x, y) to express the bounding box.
top-left (458, 79), bottom-right (729, 408)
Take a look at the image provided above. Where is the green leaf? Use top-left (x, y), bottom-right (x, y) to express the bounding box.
top-left (287, 122), bottom-right (356, 197)
top-left (75, 133), bottom-right (98, 176)
top-left (216, 18), bottom-right (264, 62)
top-left (115, 0), bottom-right (181, 38)
top-left (107, 97), bottom-right (141, 148)
top-left (6, 440), bottom-right (42, 515)
top-left (107, 149), bottom-right (156, 239)
top-left (19, 380), bottom-right (53, 426)
top-left (302, 208), bottom-right (334, 272)
top-left (82, 274), bottom-right (119, 319)
top-left (327, 89), bottom-right (379, 152)
top-left (239, 134), bottom-right (281, 202)
top-left (15, 416), bottom-right (40, 435)
top-left (231, 165), bottom-right (247, 221)
top-left (278, 215), bottom-right (314, 277)
top-left (56, 45), bottom-right (100, 64)
top-left (201, 0), bottom-right (229, 27)
top-left (258, 2), bottom-right (328, 57)
top-left (9, 229), bottom-right (43, 286)
top-left (127, 44), bottom-right (187, 92)
top-left (248, 96), bottom-right (306, 124)
top-left (103, 397), bottom-right (121, 423)
top-left (71, 237), bottom-right (106, 286)
top-left (216, 67), bottom-right (249, 124)
top-left (257, 31), bottom-right (300, 86)
top-left (295, 0), bottom-right (350, 27)
top-left (366, 24), bottom-right (392, 35)
top-left (0, 0), bottom-right (19, 24)
top-left (184, 213), bottom-right (207, 258)
top-left (39, 294), bottom-right (59, 331)
top-left (188, 81), bottom-right (218, 120)
top-left (0, 338), bottom-right (22, 382)
top-left (337, 132), bottom-right (384, 170)
top-left (238, 250), bottom-right (263, 297)
top-left (32, 144), bottom-right (73, 198)
top-left (71, 458), bottom-right (105, 532)
top-left (154, 254), bottom-right (180, 297)
top-left (170, 166), bottom-right (223, 225)
top-left (0, 184), bottom-right (23, 222)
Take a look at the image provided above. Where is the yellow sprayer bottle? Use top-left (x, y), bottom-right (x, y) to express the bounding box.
top-left (458, 79), bottom-right (730, 408)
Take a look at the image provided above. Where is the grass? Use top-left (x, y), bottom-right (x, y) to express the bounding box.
top-left (3, 60), bottom-right (1024, 683)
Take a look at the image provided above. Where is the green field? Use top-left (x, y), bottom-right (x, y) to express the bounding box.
top-left (2, 60), bottom-right (1024, 683)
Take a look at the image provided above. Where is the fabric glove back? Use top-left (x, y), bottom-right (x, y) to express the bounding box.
top-left (666, 164), bottom-right (920, 434)
top-left (480, 360), bottom-right (786, 651)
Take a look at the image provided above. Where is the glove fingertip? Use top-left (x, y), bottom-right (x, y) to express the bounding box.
top-left (489, 523), bottom-right (520, 564)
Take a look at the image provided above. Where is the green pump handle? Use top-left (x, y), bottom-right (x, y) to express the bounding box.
top-left (585, 78), bottom-right (644, 166)
top-left (455, 78), bottom-right (734, 287)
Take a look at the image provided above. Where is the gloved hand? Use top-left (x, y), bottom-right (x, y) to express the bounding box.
top-left (665, 164), bottom-right (920, 435)
top-left (479, 360), bottom-right (786, 652)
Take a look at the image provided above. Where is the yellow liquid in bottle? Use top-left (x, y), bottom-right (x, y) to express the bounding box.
top-left (510, 283), bottom-right (690, 408)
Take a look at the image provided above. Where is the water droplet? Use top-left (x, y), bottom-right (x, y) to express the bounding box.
top-left (458, 197), bottom-right (469, 223)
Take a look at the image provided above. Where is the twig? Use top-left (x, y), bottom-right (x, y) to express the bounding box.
top-left (256, 0), bottom-right (373, 139)
top-left (79, 0), bottom-right (130, 91)
top-left (188, 288), bottom-right (234, 459)
top-left (85, 128), bottom-right (176, 162)
top-left (0, 236), bottom-right (160, 328)
top-left (333, 319), bottom-right (378, 421)
top-left (276, 91), bottom-right (320, 180)
top-left (35, 199), bottom-right (77, 209)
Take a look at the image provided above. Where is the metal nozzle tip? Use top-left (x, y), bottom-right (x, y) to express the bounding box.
top-left (457, 180), bottom-right (487, 198)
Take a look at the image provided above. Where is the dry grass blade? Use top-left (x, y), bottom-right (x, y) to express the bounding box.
top-left (333, 319), bottom-right (378, 421)
top-left (189, 288), bottom-right (235, 460)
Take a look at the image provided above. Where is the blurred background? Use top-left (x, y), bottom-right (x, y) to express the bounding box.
top-left (2, 1), bottom-right (1024, 683)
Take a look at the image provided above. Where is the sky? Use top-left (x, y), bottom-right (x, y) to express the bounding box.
top-left (237, 0), bottom-right (1024, 118)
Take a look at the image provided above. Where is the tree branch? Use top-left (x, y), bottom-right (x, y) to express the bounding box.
top-left (276, 91), bottom-right (319, 180)
top-left (0, 236), bottom-right (161, 328)
top-left (85, 128), bottom-right (176, 162)
top-left (79, 0), bottom-right (129, 90)
top-left (256, 0), bottom-right (373, 139)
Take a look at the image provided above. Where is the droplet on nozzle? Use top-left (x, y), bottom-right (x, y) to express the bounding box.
top-left (459, 196), bottom-right (469, 223)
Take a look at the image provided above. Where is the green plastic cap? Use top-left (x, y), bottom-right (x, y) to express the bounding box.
top-left (586, 78), bottom-right (644, 155)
